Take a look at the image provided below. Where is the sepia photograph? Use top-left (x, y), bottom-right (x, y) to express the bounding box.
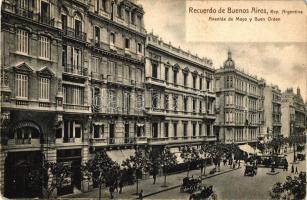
top-left (0, 0), bottom-right (306, 199)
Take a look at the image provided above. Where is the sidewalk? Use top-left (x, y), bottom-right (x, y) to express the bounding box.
top-left (61, 163), bottom-right (241, 199)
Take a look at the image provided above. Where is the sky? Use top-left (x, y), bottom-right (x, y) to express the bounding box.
top-left (137, 0), bottom-right (307, 101)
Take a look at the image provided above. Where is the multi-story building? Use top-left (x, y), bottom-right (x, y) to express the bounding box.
top-left (281, 88), bottom-right (306, 138)
top-left (0, 0), bottom-right (146, 197)
top-left (145, 33), bottom-right (217, 155)
top-left (214, 51), bottom-right (265, 144)
top-left (262, 85), bottom-right (282, 140)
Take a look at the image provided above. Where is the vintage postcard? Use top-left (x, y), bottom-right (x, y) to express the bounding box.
top-left (0, 0), bottom-right (306, 199)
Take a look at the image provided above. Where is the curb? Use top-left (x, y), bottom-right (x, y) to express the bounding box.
top-left (142, 167), bottom-right (242, 199)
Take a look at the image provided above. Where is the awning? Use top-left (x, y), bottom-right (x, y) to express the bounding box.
top-left (106, 149), bottom-right (135, 166)
top-left (239, 144), bottom-right (260, 154)
top-left (169, 148), bottom-right (184, 164)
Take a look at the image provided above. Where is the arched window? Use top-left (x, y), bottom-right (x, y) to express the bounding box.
top-left (74, 13), bottom-right (82, 37)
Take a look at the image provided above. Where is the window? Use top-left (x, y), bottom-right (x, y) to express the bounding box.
top-left (152, 62), bottom-right (158, 78)
top-left (62, 45), bottom-right (67, 67)
top-left (123, 92), bottom-right (130, 112)
top-left (95, 0), bottom-right (100, 11)
top-left (63, 85), bottom-right (84, 105)
top-left (17, 29), bottom-right (29, 54)
top-left (117, 5), bottom-right (122, 18)
top-left (131, 12), bottom-right (136, 24)
top-left (39, 77), bottom-right (50, 100)
top-left (110, 32), bottom-right (115, 45)
top-left (173, 123), bottom-right (177, 138)
top-left (199, 124), bottom-right (202, 136)
top-left (92, 57), bottom-right (99, 73)
top-left (93, 125), bottom-right (100, 138)
top-left (75, 123), bottom-right (81, 138)
top-left (207, 79), bottom-right (210, 90)
top-left (136, 94), bottom-right (143, 110)
top-left (164, 123), bottom-right (169, 137)
top-left (193, 98), bottom-right (196, 112)
top-left (184, 96), bottom-right (188, 112)
top-left (56, 128), bottom-right (62, 138)
top-left (125, 38), bottom-right (130, 49)
top-left (183, 73), bottom-right (188, 87)
top-left (151, 90), bottom-right (158, 110)
top-left (16, 74), bottom-right (28, 98)
top-left (102, 0), bottom-right (107, 11)
top-left (199, 101), bottom-right (202, 113)
top-left (61, 14), bottom-right (67, 30)
top-left (173, 71), bottom-right (178, 85)
top-left (192, 123), bottom-right (196, 137)
top-left (207, 124), bottom-right (211, 136)
top-left (109, 90), bottom-right (117, 112)
top-left (39, 36), bottom-right (50, 59)
top-left (72, 48), bottom-right (82, 69)
top-left (199, 78), bottom-right (203, 90)
top-left (137, 43), bottom-right (142, 53)
top-left (165, 67), bottom-right (169, 81)
top-left (94, 26), bottom-right (100, 44)
top-left (125, 9), bottom-right (129, 22)
top-left (164, 94), bottom-right (169, 110)
top-left (193, 76), bottom-right (196, 89)
top-left (40, 1), bottom-right (50, 24)
top-left (173, 95), bottom-right (178, 111)
top-left (183, 123), bottom-right (187, 137)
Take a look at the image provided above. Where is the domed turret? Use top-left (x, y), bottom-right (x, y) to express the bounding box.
top-left (224, 50), bottom-right (235, 68)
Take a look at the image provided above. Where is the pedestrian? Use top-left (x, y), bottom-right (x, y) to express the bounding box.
top-left (223, 159), bottom-right (227, 166)
top-left (295, 166), bottom-right (298, 174)
top-left (291, 165), bottom-right (294, 173)
top-left (238, 160), bottom-right (240, 167)
top-left (139, 189), bottom-right (143, 200)
top-left (109, 185), bottom-right (115, 199)
top-left (153, 172), bottom-right (156, 184)
top-left (119, 179), bottom-right (123, 194)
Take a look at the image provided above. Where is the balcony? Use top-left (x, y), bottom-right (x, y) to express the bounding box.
top-left (6, 5), bottom-right (55, 26)
top-left (148, 135), bottom-right (217, 145)
top-left (91, 72), bottom-right (104, 81)
top-left (107, 137), bottom-right (137, 145)
top-left (62, 26), bottom-right (87, 41)
top-left (55, 137), bottom-right (82, 146)
top-left (6, 138), bottom-right (40, 148)
top-left (63, 64), bottom-right (87, 76)
top-left (89, 138), bottom-right (107, 146)
top-left (63, 104), bottom-right (90, 112)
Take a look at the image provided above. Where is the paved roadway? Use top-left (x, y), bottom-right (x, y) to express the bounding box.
top-left (146, 152), bottom-right (306, 200)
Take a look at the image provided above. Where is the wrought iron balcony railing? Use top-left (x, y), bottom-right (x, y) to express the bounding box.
top-left (62, 26), bottom-right (87, 41)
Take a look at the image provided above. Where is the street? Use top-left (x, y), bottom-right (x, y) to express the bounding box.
top-left (66, 151), bottom-right (305, 200)
top-left (147, 152), bottom-right (306, 200)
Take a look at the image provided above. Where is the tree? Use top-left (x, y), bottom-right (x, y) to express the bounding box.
top-left (122, 148), bottom-right (150, 195)
top-left (82, 150), bottom-right (120, 200)
top-left (270, 172), bottom-right (306, 200)
top-left (268, 135), bottom-right (285, 154)
top-left (180, 145), bottom-right (200, 177)
top-left (27, 155), bottom-right (71, 199)
top-left (158, 147), bottom-right (177, 187)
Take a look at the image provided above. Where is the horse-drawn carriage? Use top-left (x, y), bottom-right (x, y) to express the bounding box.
top-left (297, 153), bottom-right (305, 161)
top-left (244, 164), bottom-right (257, 176)
top-left (180, 177), bottom-right (202, 193)
top-left (189, 185), bottom-right (217, 200)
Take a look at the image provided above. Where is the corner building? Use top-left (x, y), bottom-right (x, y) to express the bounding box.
top-left (262, 85), bottom-right (282, 140)
top-left (214, 51), bottom-right (265, 144)
top-left (1, 0), bottom-right (146, 197)
top-left (281, 88), bottom-right (306, 138)
top-left (145, 33), bottom-right (217, 155)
